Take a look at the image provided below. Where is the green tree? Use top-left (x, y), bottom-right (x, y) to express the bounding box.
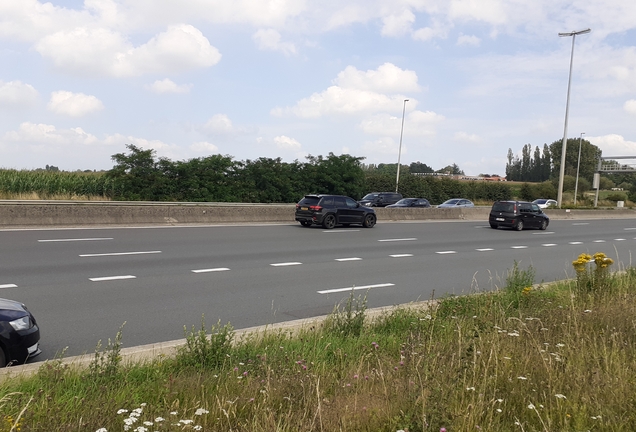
top-left (549, 138), bottom-right (601, 182)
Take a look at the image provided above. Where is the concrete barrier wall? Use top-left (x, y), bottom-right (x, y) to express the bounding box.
top-left (1, 200), bottom-right (635, 227)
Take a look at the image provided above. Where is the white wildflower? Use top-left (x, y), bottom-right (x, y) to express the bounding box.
top-left (117, 409), bottom-right (129, 415)
top-left (155, 417), bottom-right (165, 422)
top-left (466, 387), bottom-right (475, 391)
top-left (528, 403), bottom-right (535, 409)
top-left (517, 376), bottom-right (528, 380)
top-left (180, 419), bottom-right (194, 425)
top-left (555, 394), bottom-right (567, 399)
top-left (96, 429), bottom-right (108, 432)
top-left (496, 409), bottom-right (502, 413)
top-left (195, 408), bottom-right (210, 416)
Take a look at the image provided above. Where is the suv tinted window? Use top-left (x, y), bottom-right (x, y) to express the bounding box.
top-left (492, 202), bottom-right (514, 212)
top-left (334, 196), bottom-right (346, 207)
top-left (519, 203), bottom-right (532, 213)
top-left (299, 196), bottom-right (320, 206)
top-left (345, 197), bottom-right (358, 208)
top-left (320, 196), bottom-right (334, 206)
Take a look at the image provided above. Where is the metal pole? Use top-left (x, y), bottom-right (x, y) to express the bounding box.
top-left (556, 28), bottom-right (590, 208)
top-left (573, 132), bottom-right (585, 205)
top-left (395, 99), bottom-right (409, 193)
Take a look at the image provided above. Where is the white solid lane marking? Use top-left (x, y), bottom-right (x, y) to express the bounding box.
top-left (89, 275), bottom-right (136, 282)
top-left (80, 251), bottom-right (162, 257)
top-left (593, 240), bottom-right (606, 243)
top-left (192, 268), bottom-right (230, 273)
top-left (335, 257), bottom-right (362, 262)
top-left (270, 262), bottom-right (302, 267)
top-left (378, 238), bottom-right (417, 242)
top-left (436, 251), bottom-right (457, 254)
top-left (38, 237), bottom-right (113, 242)
top-left (542, 244), bottom-right (557, 247)
top-left (533, 232), bottom-right (554, 235)
top-left (511, 246), bottom-right (528, 249)
top-left (390, 254), bottom-right (414, 258)
top-left (0, 284), bottom-right (18, 289)
top-left (318, 283), bottom-right (395, 294)
top-left (573, 223), bottom-right (590, 225)
top-left (569, 241), bottom-right (583, 245)
top-left (476, 248), bottom-right (494, 251)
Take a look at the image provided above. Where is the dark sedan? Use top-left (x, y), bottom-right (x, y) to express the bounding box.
top-left (386, 198), bottom-right (431, 208)
top-left (0, 298), bottom-right (41, 367)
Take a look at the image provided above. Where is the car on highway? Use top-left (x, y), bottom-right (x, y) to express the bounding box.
top-left (437, 198), bottom-right (474, 208)
top-left (358, 192), bottom-right (403, 207)
top-left (489, 200), bottom-right (549, 231)
top-left (533, 198), bottom-right (557, 209)
top-left (0, 297), bottom-right (41, 367)
top-left (386, 198), bottom-right (431, 208)
top-left (295, 194), bottom-right (377, 229)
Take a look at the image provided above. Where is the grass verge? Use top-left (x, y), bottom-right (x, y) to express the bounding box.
top-left (1, 256), bottom-right (636, 431)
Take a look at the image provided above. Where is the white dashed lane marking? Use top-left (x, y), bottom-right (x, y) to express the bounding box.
top-left (80, 251), bottom-right (162, 257)
top-left (533, 232), bottom-right (554, 235)
top-left (569, 241), bottom-right (583, 245)
top-left (323, 230), bottom-right (360, 233)
top-left (89, 275), bottom-right (136, 282)
top-left (593, 240), bottom-right (606, 243)
top-left (511, 246), bottom-right (528, 249)
top-left (192, 268), bottom-right (230, 273)
top-left (0, 284), bottom-right (18, 289)
top-left (436, 251), bottom-right (457, 254)
top-left (542, 244), bottom-right (557, 247)
top-left (624, 228), bottom-right (636, 230)
top-left (317, 283), bottom-right (395, 294)
top-left (476, 248), bottom-right (494, 252)
top-left (614, 239), bottom-right (626, 241)
top-left (38, 237), bottom-right (114, 242)
top-left (335, 257), bottom-right (362, 262)
top-left (573, 223), bottom-right (590, 226)
top-left (270, 262), bottom-right (302, 267)
top-left (390, 254), bottom-right (414, 258)
top-left (378, 238), bottom-right (417, 242)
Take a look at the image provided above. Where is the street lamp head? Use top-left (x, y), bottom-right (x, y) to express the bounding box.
top-left (559, 28), bottom-right (591, 37)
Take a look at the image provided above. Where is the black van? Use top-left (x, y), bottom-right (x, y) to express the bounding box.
top-left (358, 192), bottom-right (403, 207)
top-left (489, 200), bottom-right (550, 231)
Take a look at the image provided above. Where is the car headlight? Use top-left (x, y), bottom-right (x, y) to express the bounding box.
top-left (9, 316), bottom-right (31, 331)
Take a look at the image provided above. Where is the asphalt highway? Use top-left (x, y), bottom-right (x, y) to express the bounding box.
top-left (2, 218), bottom-right (636, 362)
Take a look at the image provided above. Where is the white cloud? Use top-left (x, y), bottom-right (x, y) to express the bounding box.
top-left (190, 141), bottom-right (220, 154)
top-left (412, 23), bottom-right (449, 42)
top-left (624, 99), bottom-right (636, 115)
top-left (0, 80), bottom-right (39, 108)
top-left (274, 135), bottom-right (301, 150)
top-left (203, 114), bottom-right (234, 134)
top-left (47, 91), bottom-right (104, 117)
top-left (34, 24), bottom-right (221, 77)
top-left (381, 10), bottom-right (415, 37)
top-left (253, 29), bottom-right (296, 55)
top-left (275, 63), bottom-right (420, 118)
top-left (454, 131), bottom-right (480, 142)
top-left (362, 137), bottom-right (401, 156)
top-left (146, 79), bottom-right (192, 94)
top-left (457, 33), bottom-right (480, 46)
top-left (592, 134), bottom-right (636, 156)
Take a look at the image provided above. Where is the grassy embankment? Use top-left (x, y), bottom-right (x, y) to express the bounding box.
top-left (1, 254), bottom-right (635, 431)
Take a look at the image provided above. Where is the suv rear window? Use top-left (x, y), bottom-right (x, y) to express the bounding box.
top-left (299, 196), bottom-right (320, 206)
top-left (492, 202), bottom-right (514, 212)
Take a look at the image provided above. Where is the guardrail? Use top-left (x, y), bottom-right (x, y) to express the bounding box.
top-left (1, 201), bottom-right (635, 228)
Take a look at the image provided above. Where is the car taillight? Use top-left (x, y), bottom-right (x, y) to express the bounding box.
top-left (309, 205), bottom-right (322, 211)
top-left (295, 204), bottom-right (300, 209)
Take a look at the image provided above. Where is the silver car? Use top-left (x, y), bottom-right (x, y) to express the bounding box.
top-left (437, 198), bottom-right (474, 208)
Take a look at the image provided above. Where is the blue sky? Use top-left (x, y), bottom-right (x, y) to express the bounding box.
top-left (1, 0), bottom-right (635, 176)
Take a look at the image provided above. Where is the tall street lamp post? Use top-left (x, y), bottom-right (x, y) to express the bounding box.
top-left (556, 28), bottom-right (590, 208)
top-left (574, 132), bottom-right (585, 205)
top-left (395, 99), bottom-right (409, 193)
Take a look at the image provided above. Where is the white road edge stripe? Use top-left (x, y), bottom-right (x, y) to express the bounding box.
top-left (192, 268), bottom-right (230, 273)
top-left (89, 275), bottom-right (136, 282)
top-left (270, 262), bottom-right (302, 267)
top-left (38, 238), bottom-right (113, 242)
top-left (378, 238), bottom-right (417, 242)
top-left (390, 254), bottom-right (413, 257)
top-left (0, 284), bottom-right (18, 289)
top-left (335, 257), bottom-right (362, 262)
top-left (318, 283), bottom-right (395, 294)
top-left (80, 251), bottom-right (162, 257)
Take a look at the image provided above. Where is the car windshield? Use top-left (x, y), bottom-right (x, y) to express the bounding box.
top-left (533, 199), bottom-right (547, 204)
top-left (361, 194), bottom-right (378, 200)
top-left (443, 199), bottom-right (460, 205)
top-left (394, 199), bottom-right (414, 205)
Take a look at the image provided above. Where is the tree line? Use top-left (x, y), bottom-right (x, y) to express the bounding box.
top-left (102, 145), bottom-right (510, 203)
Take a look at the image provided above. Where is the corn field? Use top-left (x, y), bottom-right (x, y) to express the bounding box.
top-left (0, 169), bottom-right (119, 200)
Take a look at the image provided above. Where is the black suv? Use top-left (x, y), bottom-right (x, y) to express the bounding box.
top-left (489, 200), bottom-right (550, 231)
top-left (295, 194), bottom-right (377, 229)
top-left (358, 192), bottom-right (403, 207)
top-left (0, 297), bottom-right (41, 367)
